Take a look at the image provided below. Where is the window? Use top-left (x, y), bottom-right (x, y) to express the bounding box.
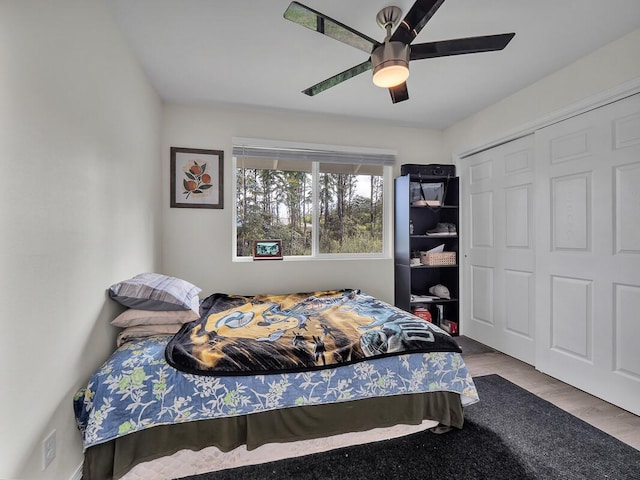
top-left (233, 139), bottom-right (394, 259)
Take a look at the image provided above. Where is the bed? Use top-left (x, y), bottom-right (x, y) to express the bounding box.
top-left (75, 283), bottom-right (479, 480)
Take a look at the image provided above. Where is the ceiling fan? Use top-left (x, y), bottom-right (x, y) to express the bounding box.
top-left (283, 0), bottom-right (515, 103)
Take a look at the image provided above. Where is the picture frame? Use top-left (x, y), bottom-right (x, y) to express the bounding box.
top-left (253, 240), bottom-right (283, 260)
top-left (170, 147), bottom-right (224, 209)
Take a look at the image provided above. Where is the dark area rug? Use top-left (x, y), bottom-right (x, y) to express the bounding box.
top-left (177, 375), bottom-right (640, 480)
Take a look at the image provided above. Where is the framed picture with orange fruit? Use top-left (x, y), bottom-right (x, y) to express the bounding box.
top-left (170, 147), bottom-right (223, 209)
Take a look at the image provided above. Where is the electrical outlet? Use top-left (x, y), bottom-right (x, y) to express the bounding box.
top-left (42, 430), bottom-right (56, 470)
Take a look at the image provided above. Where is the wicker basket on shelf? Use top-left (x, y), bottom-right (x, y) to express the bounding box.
top-left (420, 251), bottom-right (456, 266)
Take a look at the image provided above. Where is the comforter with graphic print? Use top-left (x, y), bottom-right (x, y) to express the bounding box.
top-left (165, 289), bottom-right (461, 376)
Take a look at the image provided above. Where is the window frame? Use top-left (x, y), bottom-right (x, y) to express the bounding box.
top-left (231, 139), bottom-right (394, 262)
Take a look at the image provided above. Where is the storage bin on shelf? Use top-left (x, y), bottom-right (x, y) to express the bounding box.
top-left (420, 251), bottom-right (456, 266)
top-left (412, 307), bottom-right (433, 322)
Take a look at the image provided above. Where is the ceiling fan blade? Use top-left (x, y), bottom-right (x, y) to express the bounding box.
top-left (302, 60), bottom-right (372, 96)
top-left (390, 0), bottom-right (446, 45)
top-left (410, 33), bottom-right (516, 60)
top-left (389, 82), bottom-right (409, 104)
top-left (284, 2), bottom-right (380, 54)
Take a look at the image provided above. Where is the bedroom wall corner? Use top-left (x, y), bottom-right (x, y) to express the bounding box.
top-left (0, 1), bottom-right (163, 479)
top-left (160, 104), bottom-right (446, 304)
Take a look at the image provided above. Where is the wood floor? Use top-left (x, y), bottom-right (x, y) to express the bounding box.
top-left (463, 348), bottom-right (640, 451)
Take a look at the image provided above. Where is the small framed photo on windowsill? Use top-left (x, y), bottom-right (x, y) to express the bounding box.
top-left (253, 240), bottom-right (283, 260)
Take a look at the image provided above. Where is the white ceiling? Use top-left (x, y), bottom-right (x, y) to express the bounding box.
top-left (106, 0), bottom-right (640, 129)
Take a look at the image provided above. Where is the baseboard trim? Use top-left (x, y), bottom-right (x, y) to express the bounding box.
top-left (70, 463), bottom-right (82, 480)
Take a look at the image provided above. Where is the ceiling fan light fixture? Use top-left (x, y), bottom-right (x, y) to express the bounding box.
top-left (371, 41), bottom-right (410, 88)
top-left (373, 63), bottom-right (410, 88)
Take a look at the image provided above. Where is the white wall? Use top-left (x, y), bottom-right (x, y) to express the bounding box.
top-left (444, 28), bottom-right (640, 155)
top-left (162, 104), bottom-right (445, 304)
top-left (0, 1), bottom-right (162, 479)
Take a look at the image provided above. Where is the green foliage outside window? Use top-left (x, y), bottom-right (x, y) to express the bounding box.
top-left (236, 165), bottom-right (384, 257)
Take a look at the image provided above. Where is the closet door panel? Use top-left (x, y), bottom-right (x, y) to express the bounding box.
top-left (505, 185), bottom-right (531, 248)
top-left (613, 283), bottom-right (640, 379)
top-left (462, 135), bottom-right (536, 364)
top-left (550, 275), bottom-right (592, 360)
top-left (615, 163), bottom-right (640, 254)
top-left (535, 93), bottom-right (640, 415)
top-left (551, 173), bottom-right (591, 251)
top-left (470, 191), bottom-right (494, 248)
top-left (470, 265), bottom-right (494, 325)
top-left (504, 269), bottom-right (533, 339)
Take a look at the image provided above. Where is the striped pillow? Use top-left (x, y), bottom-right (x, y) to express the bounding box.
top-left (109, 273), bottom-right (201, 311)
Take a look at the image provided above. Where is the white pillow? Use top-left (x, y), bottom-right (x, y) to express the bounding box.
top-left (111, 306), bottom-right (199, 327)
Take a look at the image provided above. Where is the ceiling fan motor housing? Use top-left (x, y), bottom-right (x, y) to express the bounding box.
top-left (371, 41), bottom-right (410, 87)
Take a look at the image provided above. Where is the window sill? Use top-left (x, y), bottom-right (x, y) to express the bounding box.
top-left (232, 255), bottom-right (391, 263)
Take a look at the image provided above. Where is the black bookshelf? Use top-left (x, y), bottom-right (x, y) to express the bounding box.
top-left (394, 175), bottom-right (460, 335)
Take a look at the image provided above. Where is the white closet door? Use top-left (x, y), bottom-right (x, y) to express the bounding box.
top-left (535, 93), bottom-right (640, 415)
top-left (462, 135), bottom-right (536, 364)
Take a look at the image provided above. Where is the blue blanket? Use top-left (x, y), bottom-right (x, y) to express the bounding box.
top-left (74, 335), bottom-right (478, 449)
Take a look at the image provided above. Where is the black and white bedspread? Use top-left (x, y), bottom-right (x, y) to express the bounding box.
top-left (165, 290), bottom-right (462, 376)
